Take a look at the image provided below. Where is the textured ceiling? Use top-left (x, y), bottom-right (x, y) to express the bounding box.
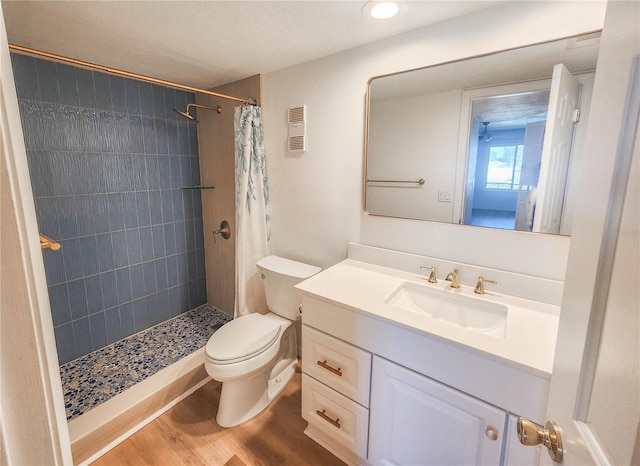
top-left (2, 1), bottom-right (501, 89)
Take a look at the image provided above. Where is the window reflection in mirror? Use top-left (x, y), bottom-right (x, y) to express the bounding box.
top-left (465, 89), bottom-right (549, 232)
top-left (364, 32), bottom-right (601, 236)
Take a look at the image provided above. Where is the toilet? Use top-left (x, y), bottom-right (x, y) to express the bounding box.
top-left (204, 255), bottom-right (320, 427)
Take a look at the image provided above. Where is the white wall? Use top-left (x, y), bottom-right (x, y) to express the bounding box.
top-left (367, 90), bottom-right (461, 221)
top-left (262, 1), bottom-right (606, 280)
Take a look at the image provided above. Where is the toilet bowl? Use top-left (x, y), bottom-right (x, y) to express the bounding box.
top-left (204, 255), bottom-right (320, 427)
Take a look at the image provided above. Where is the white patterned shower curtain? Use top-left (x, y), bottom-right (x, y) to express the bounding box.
top-left (234, 105), bottom-right (270, 318)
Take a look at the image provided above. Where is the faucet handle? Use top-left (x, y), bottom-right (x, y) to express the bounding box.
top-left (420, 266), bottom-right (438, 283)
top-left (474, 276), bottom-right (497, 295)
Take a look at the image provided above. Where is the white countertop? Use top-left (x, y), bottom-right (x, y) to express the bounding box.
top-left (296, 259), bottom-right (560, 378)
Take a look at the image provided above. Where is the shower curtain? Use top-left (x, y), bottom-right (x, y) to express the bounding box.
top-left (234, 105), bottom-right (270, 318)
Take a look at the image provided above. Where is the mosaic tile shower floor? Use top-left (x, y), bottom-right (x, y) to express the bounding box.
top-left (60, 304), bottom-right (231, 420)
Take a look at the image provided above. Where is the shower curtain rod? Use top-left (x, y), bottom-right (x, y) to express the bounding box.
top-left (8, 43), bottom-right (258, 105)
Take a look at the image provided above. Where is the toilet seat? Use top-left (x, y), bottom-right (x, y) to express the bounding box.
top-left (205, 313), bottom-right (283, 365)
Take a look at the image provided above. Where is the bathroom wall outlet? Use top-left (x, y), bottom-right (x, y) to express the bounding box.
top-left (438, 190), bottom-right (452, 202)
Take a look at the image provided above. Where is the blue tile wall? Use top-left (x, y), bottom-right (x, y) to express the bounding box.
top-left (12, 53), bottom-right (208, 365)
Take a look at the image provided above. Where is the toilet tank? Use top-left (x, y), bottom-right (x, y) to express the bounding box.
top-left (256, 255), bottom-right (320, 320)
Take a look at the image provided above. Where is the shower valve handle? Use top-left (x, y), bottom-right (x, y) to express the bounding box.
top-left (213, 220), bottom-right (231, 242)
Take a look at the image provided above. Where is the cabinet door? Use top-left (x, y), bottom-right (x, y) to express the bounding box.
top-left (369, 357), bottom-right (505, 466)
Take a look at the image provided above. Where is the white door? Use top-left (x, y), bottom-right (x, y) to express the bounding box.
top-left (518, 3), bottom-right (640, 465)
top-left (535, 123), bottom-right (638, 466)
top-left (368, 356), bottom-right (505, 466)
top-left (533, 64), bottom-right (580, 234)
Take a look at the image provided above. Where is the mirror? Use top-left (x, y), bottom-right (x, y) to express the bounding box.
top-left (364, 32), bottom-right (601, 235)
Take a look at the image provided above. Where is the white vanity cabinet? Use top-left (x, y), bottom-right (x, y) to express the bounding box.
top-left (300, 295), bottom-right (551, 466)
top-left (368, 356), bottom-right (505, 465)
top-left (297, 258), bottom-right (558, 466)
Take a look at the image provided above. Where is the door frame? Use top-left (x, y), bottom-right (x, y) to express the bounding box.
top-left (455, 79), bottom-right (552, 225)
top-left (0, 4), bottom-right (73, 464)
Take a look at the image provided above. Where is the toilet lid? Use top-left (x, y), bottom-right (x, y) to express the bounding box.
top-left (257, 255), bottom-right (321, 279)
top-left (205, 313), bottom-right (282, 363)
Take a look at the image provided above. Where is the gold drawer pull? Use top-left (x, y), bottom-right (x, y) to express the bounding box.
top-left (317, 360), bottom-right (343, 377)
top-left (316, 409), bottom-right (341, 429)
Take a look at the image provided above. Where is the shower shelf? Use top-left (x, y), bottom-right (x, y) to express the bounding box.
top-left (180, 186), bottom-right (215, 190)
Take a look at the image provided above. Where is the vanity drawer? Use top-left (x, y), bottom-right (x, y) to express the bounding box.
top-left (302, 374), bottom-right (369, 461)
top-left (302, 325), bottom-right (371, 407)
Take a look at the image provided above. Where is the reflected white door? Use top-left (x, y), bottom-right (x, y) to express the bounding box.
top-left (533, 64), bottom-right (580, 234)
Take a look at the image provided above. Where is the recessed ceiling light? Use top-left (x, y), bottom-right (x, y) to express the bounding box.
top-left (365, 1), bottom-right (400, 20)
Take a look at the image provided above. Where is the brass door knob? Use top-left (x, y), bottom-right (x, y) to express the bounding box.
top-left (517, 417), bottom-right (563, 463)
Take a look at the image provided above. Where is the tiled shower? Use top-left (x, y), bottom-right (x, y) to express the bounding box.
top-left (11, 53), bottom-right (209, 365)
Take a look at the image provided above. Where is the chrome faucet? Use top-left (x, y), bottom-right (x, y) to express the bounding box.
top-left (474, 276), bottom-right (497, 294)
top-left (445, 269), bottom-right (460, 288)
top-left (420, 266), bottom-right (438, 283)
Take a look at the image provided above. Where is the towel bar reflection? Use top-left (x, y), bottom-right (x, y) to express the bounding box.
top-left (367, 178), bottom-right (425, 185)
top-left (40, 233), bottom-right (61, 251)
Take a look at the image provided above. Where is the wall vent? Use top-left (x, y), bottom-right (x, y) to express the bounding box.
top-left (288, 105), bottom-right (306, 152)
top-left (288, 106), bottom-right (305, 124)
top-left (288, 135), bottom-right (305, 152)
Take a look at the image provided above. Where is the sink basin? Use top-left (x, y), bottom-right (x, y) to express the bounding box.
top-left (385, 282), bottom-right (508, 338)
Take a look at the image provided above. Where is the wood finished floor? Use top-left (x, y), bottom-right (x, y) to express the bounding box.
top-left (91, 369), bottom-right (346, 466)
